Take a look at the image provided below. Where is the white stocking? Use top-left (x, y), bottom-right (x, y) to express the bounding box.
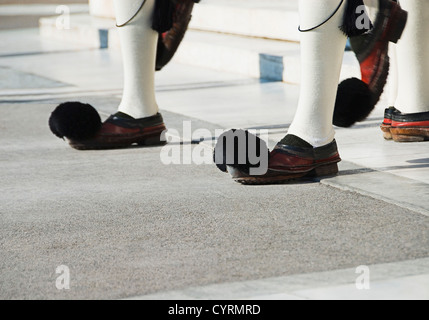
top-left (394, 0), bottom-right (429, 113)
top-left (288, 0), bottom-right (347, 147)
top-left (388, 42), bottom-right (398, 107)
top-left (113, 0), bottom-right (159, 119)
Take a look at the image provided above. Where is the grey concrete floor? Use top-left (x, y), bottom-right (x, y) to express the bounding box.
top-left (0, 5), bottom-right (428, 300)
top-left (1, 101), bottom-right (428, 300)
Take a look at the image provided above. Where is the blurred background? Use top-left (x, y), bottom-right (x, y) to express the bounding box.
top-left (0, 0), bottom-right (87, 30)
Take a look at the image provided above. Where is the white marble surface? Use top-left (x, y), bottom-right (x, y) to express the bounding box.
top-left (128, 258), bottom-right (429, 300)
top-left (190, 0), bottom-right (300, 42)
top-left (0, 4), bottom-right (88, 16)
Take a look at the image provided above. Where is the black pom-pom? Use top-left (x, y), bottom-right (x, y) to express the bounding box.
top-left (49, 102), bottom-right (102, 140)
top-left (333, 78), bottom-right (374, 128)
top-left (213, 129), bottom-right (270, 174)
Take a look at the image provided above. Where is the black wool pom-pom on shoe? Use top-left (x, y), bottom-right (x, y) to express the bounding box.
top-left (49, 102), bottom-right (102, 141)
top-left (333, 78), bottom-right (373, 128)
top-left (213, 129), bottom-right (270, 175)
top-left (49, 102), bottom-right (167, 150)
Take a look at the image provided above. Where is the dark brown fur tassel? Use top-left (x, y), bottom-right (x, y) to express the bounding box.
top-left (152, 0), bottom-right (175, 33)
top-left (340, 0), bottom-right (373, 37)
top-left (152, 0), bottom-right (200, 34)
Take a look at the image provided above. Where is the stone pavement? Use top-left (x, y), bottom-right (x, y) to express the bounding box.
top-left (0, 5), bottom-right (428, 300)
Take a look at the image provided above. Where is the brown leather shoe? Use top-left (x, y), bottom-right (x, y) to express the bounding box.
top-left (228, 139), bottom-right (341, 185)
top-left (156, 0), bottom-right (199, 71)
top-left (69, 112), bottom-right (167, 150)
top-left (389, 111), bottom-right (429, 142)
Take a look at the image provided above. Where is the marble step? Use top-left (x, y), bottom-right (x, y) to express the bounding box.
top-left (39, 12), bottom-right (360, 83)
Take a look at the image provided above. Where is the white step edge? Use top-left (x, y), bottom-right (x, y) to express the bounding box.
top-left (190, 0), bottom-right (300, 42)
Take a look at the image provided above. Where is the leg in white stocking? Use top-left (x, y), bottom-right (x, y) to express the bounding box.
top-left (114, 0), bottom-right (159, 119)
top-left (287, 0), bottom-right (347, 148)
top-left (395, 0), bottom-right (429, 113)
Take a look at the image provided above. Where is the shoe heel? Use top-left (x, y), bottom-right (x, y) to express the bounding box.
top-left (311, 163), bottom-right (339, 178)
top-left (392, 134), bottom-right (425, 143)
top-left (383, 131), bottom-right (393, 140)
top-left (386, 5), bottom-right (408, 44)
top-left (380, 125), bottom-right (392, 140)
